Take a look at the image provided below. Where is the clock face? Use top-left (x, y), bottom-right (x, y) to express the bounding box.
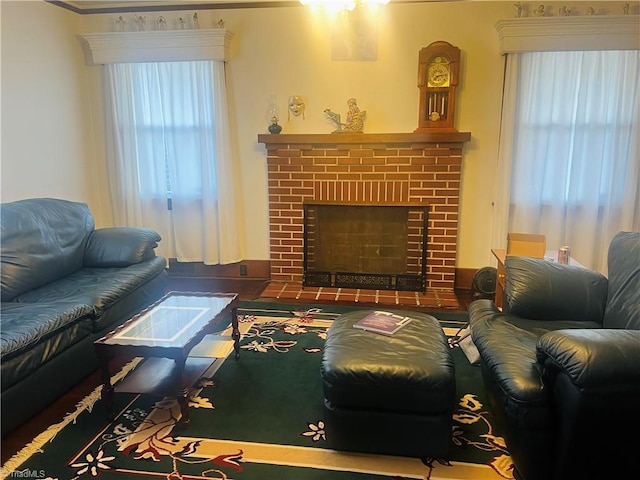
top-left (427, 60), bottom-right (450, 87)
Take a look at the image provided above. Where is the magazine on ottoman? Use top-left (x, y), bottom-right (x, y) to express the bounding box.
top-left (353, 311), bottom-right (412, 336)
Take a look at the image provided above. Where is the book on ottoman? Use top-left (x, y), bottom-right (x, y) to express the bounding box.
top-left (353, 311), bottom-right (412, 336)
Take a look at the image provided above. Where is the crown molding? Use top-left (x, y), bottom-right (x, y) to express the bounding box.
top-left (495, 16), bottom-right (640, 54)
top-left (50, 1), bottom-right (299, 14)
top-left (80, 28), bottom-right (233, 64)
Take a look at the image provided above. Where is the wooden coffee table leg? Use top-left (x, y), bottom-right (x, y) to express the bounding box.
top-left (178, 387), bottom-right (190, 426)
top-left (99, 360), bottom-right (115, 421)
top-left (176, 359), bottom-right (190, 426)
top-left (232, 307), bottom-right (240, 360)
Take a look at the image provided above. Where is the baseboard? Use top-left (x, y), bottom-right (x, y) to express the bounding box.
top-left (167, 260), bottom-right (475, 291)
top-left (167, 259), bottom-right (270, 280)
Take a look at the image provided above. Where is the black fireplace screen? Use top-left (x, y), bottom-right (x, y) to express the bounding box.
top-left (303, 203), bottom-right (428, 292)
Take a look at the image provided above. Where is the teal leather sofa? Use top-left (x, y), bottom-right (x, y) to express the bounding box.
top-left (1, 198), bottom-right (168, 435)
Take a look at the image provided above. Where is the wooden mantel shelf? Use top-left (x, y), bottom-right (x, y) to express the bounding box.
top-left (257, 132), bottom-right (471, 145)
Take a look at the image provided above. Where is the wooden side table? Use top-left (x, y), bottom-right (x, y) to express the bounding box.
top-left (491, 249), bottom-right (583, 309)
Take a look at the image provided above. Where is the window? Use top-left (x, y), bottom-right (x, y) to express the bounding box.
top-left (497, 50), bottom-right (639, 272)
top-left (113, 61), bottom-right (216, 206)
top-left (510, 51), bottom-right (638, 209)
top-left (81, 30), bottom-right (242, 264)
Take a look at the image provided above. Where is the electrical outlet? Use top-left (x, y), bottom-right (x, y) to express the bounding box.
top-left (239, 264), bottom-right (248, 276)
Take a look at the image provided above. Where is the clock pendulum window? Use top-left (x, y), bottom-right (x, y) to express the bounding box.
top-left (415, 41), bottom-right (461, 132)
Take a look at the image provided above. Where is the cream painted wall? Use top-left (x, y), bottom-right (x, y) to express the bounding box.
top-left (2, 1), bottom-right (636, 270)
top-left (0, 1), bottom-right (108, 221)
top-left (81, 1), bottom-right (515, 268)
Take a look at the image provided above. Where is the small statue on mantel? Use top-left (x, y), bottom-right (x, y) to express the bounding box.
top-left (134, 14), bottom-right (146, 31)
top-left (324, 98), bottom-right (366, 133)
top-left (513, 2), bottom-right (523, 18)
top-left (116, 16), bottom-right (127, 32)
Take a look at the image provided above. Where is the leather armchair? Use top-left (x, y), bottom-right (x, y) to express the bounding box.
top-left (469, 231), bottom-right (640, 480)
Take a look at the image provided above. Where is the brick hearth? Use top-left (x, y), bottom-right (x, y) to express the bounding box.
top-left (258, 132), bottom-right (471, 291)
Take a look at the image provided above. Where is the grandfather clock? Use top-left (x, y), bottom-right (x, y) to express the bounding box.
top-left (415, 41), bottom-right (461, 132)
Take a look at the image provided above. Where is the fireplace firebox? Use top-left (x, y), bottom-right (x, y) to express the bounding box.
top-left (303, 202), bottom-right (428, 292)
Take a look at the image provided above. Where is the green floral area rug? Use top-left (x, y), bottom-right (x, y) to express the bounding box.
top-left (1, 301), bottom-right (514, 480)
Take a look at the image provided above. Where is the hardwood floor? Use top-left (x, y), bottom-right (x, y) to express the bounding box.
top-left (0, 280), bottom-right (475, 465)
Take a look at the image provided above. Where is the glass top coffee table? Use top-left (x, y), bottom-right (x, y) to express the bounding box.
top-left (94, 292), bottom-right (240, 426)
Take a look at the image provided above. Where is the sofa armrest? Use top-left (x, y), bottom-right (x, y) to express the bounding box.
top-left (468, 298), bottom-right (502, 326)
top-left (84, 227), bottom-right (161, 267)
top-left (536, 329), bottom-right (640, 390)
top-left (504, 256), bottom-right (608, 323)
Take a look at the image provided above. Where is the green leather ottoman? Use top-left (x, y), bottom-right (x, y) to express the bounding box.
top-left (320, 309), bottom-right (456, 458)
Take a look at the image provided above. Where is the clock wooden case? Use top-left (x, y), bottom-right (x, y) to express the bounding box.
top-left (415, 41), bottom-right (461, 132)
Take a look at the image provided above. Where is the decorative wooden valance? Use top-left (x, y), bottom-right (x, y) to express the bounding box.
top-left (495, 16), bottom-right (639, 54)
top-left (79, 29), bottom-right (233, 65)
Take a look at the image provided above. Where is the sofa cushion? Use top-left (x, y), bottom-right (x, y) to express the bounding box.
top-left (15, 257), bottom-right (167, 330)
top-left (0, 302), bottom-right (95, 390)
top-left (603, 231), bottom-right (640, 329)
top-left (84, 227), bottom-right (161, 268)
top-left (1, 198), bottom-right (94, 301)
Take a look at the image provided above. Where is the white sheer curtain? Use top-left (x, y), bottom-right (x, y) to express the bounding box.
top-left (103, 60), bottom-right (242, 265)
top-left (493, 50), bottom-right (640, 274)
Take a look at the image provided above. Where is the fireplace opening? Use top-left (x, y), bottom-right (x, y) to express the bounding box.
top-left (303, 202), bottom-right (428, 292)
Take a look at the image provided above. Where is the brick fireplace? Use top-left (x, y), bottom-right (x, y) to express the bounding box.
top-left (257, 132), bottom-right (471, 291)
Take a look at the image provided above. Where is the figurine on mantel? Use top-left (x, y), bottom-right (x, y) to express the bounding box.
top-left (324, 98), bottom-right (366, 133)
top-left (134, 14), bottom-right (146, 31)
top-left (513, 2), bottom-right (523, 18)
top-left (116, 16), bottom-right (126, 32)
